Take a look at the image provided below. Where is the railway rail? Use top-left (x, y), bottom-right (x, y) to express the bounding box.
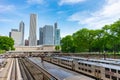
top-left (10, 58), bottom-right (17, 80)
top-left (18, 58), bottom-right (34, 80)
top-left (18, 58), bottom-right (58, 80)
top-left (7, 58), bottom-right (18, 80)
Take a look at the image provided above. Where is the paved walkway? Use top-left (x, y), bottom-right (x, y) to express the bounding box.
top-left (29, 57), bottom-right (95, 80)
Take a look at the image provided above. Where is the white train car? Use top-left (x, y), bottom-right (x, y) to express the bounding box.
top-left (75, 59), bottom-right (120, 80)
top-left (57, 57), bottom-right (73, 69)
top-left (43, 56), bottom-right (51, 62)
top-left (43, 56), bottom-right (120, 80)
top-left (75, 60), bottom-right (102, 79)
top-left (51, 57), bottom-right (59, 65)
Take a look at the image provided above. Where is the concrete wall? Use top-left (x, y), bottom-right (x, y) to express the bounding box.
top-left (15, 45), bottom-right (55, 51)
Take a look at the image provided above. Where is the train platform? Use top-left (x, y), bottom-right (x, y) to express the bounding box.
top-left (0, 58), bottom-right (12, 80)
top-left (29, 57), bottom-right (95, 80)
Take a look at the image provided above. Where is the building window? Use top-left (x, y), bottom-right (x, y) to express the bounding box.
top-left (111, 76), bottom-right (117, 80)
top-left (105, 74), bottom-right (110, 78)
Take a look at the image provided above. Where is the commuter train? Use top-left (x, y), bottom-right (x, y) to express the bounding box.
top-left (43, 56), bottom-right (120, 80)
top-left (71, 56), bottom-right (120, 66)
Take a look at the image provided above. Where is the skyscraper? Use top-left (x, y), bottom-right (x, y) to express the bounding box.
top-left (29, 14), bottom-right (37, 46)
top-left (54, 22), bottom-right (60, 45)
top-left (39, 27), bottom-right (43, 45)
top-left (10, 29), bottom-right (22, 46)
top-left (9, 21), bottom-right (25, 46)
top-left (19, 21), bottom-right (24, 46)
top-left (43, 25), bottom-right (54, 45)
top-left (39, 22), bottom-right (60, 46)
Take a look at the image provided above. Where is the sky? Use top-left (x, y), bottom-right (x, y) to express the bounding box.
top-left (0, 0), bottom-right (120, 39)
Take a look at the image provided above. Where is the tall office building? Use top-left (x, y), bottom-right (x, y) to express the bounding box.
top-left (54, 22), bottom-right (60, 45)
top-left (43, 25), bottom-right (54, 45)
top-left (39, 27), bottom-right (43, 45)
top-left (10, 29), bottom-right (22, 46)
top-left (19, 21), bottom-right (25, 45)
top-left (39, 22), bottom-right (61, 46)
top-left (9, 21), bottom-right (25, 46)
top-left (29, 14), bottom-right (37, 46)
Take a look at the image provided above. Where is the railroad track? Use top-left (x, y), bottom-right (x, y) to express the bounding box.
top-left (10, 58), bottom-right (17, 80)
top-left (18, 58), bottom-right (58, 80)
top-left (18, 58), bottom-right (34, 80)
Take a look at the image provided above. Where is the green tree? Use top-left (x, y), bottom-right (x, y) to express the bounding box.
top-left (0, 36), bottom-right (14, 51)
top-left (61, 19), bottom-right (120, 54)
top-left (73, 28), bottom-right (89, 52)
top-left (61, 35), bottom-right (75, 53)
top-left (55, 45), bottom-right (60, 51)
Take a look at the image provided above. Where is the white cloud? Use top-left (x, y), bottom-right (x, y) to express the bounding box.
top-left (0, 5), bottom-right (15, 13)
top-left (59, 0), bottom-right (85, 5)
top-left (0, 18), bottom-right (13, 22)
top-left (27, 0), bottom-right (43, 4)
top-left (68, 0), bottom-right (120, 29)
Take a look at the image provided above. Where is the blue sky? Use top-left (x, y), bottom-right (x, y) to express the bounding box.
top-left (0, 0), bottom-right (120, 39)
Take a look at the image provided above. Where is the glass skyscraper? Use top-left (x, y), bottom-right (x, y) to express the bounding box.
top-left (54, 22), bottom-right (60, 45)
top-left (43, 25), bottom-right (54, 45)
top-left (19, 21), bottom-right (24, 46)
top-left (39, 22), bottom-right (60, 46)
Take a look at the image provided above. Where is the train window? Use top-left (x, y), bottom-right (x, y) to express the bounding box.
top-left (85, 69), bottom-right (87, 72)
top-left (118, 70), bottom-right (120, 74)
top-left (119, 78), bottom-right (120, 80)
top-left (88, 70), bottom-right (92, 73)
top-left (98, 70), bottom-right (101, 73)
top-left (111, 69), bottom-right (116, 73)
top-left (81, 63), bottom-right (84, 65)
top-left (105, 74), bottom-right (110, 78)
top-left (78, 62), bottom-right (81, 65)
top-left (85, 64), bottom-right (87, 66)
top-left (88, 65), bottom-right (91, 67)
top-left (111, 76), bottom-right (117, 80)
top-left (82, 68), bottom-right (84, 71)
top-left (105, 68), bottom-right (110, 71)
top-left (95, 70), bottom-right (97, 72)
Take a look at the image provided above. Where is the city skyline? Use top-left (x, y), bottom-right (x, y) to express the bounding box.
top-left (0, 0), bottom-right (120, 39)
